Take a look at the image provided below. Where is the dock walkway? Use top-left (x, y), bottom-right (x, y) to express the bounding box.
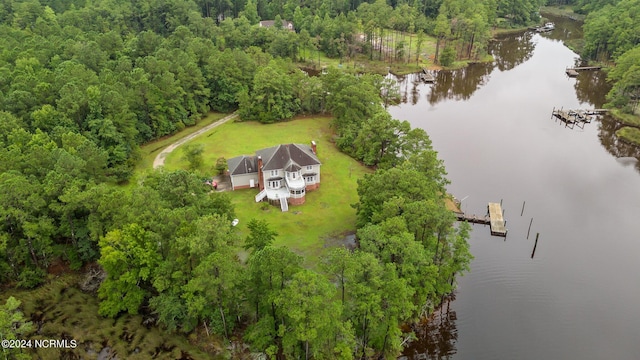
top-left (566, 66), bottom-right (602, 77)
top-left (454, 202), bottom-right (507, 237)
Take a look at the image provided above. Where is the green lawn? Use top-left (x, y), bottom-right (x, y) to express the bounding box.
top-left (611, 109), bottom-right (640, 128)
top-left (540, 6), bottom-right (586, 21)
top-left (616, 126), bottom-right (640, 146)
top-left (122, 112), bottom-right (227, 191)
top-left (163, 116), bottom-right (371, 266)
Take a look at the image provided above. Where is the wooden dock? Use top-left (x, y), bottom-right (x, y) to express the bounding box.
top-left (566, 66), bottom-right (602, 77)
top-left (420, 68), bottom-right (436, 83)
top-left (455, 212), bottom-right (490, 225)
top-left (552, 107), bottom-right (600, 128)
top-left (585, 109), bottom-right (609, 115)
top-left (488, 203), bottom-right (507, 236)
top-left (454, 202), bottom-right (507, 237)
top-left (572, 66), bottom-right (602, 71)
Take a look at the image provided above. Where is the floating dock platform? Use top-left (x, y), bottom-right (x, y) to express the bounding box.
top-left (454, 202), bottom-right (507, 237)
top-left (488, 203), bottom-right (507, 236)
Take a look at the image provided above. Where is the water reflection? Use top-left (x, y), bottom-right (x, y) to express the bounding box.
top-left (573, 69), bottom-right (609, 107)
top-left (492, 32), bottom-right (536, 72)
top-left (395, 64), bottom-right (495, 106)
top-left (396, 29), bottom-right (537, 106)
top-left (572, 69), bottom-right (640, 173)
top-left (402, 297), bottom-right (458, 360)
top-left (427, 64), bottom-right (494, 104)
top-left (597, 115), bottom-right (640, 173)
top-left (539, 14), bottom-right (584, 44)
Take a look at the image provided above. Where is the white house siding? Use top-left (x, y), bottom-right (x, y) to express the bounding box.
top-left (302, 164), bottom-right (321, 184)
top-left (231, 173), bottom-right (260, 189)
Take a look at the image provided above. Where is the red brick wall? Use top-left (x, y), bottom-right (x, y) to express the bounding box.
top-left (233, 184), bottom-right (252, 190)
top-left (305, 183), bottom-right (320, 191)
top-left (289, 196), bottom-right (305, 206)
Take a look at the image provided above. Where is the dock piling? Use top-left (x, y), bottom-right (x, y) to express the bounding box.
top-left (521, 201), bottom-right (526, 216)
top-left (531, 233), bottom-right (539, 258)
top-left (527, 217), bottom-right (533, 239)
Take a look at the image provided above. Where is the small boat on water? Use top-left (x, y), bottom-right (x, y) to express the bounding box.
top-left (536, 22), bottom-right (555, 32)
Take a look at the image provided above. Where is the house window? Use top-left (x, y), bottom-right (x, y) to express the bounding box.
top-left (292, 172), bottom-right (297, 179)
top-left (270, 170), bottom-right (278, 176)
top-left (291, 189), bottom-right (305, 195)
top-left (306, 166), bottom-right (313, 170)
top-left (305, 176), bottom-right (315, 183)
top-left (269, 180), bottom-right (281, 188)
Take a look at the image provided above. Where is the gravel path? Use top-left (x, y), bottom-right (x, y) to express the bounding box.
top-left (152, 112), bottom-right (238, 169)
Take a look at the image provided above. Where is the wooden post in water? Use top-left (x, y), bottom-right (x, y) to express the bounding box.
top-left (527, 217), bottom-right (533, 239)
top-left (531, 233), bottom-right (539, 258)
top-left (521, 201), bottom-right (526, 216)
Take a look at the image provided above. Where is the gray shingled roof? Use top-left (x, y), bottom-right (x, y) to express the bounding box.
top-left (227, 155), bottom-right (258, 175)
top-left (258, 144), bottom-right (320, 171)
top-left (284, 162), bottom-right (301, 172)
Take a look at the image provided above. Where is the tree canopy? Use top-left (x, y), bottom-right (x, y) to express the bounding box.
top-left (0, 1), bottom-right (477, 358)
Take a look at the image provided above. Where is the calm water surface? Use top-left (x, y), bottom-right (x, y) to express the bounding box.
top-left (391, 16), bottom-right (640, 360)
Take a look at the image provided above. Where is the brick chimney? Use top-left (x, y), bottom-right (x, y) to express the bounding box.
top-left (311, 140), bottom-right (317, 155)
top-left (257, 156), bottom-right (264, 191)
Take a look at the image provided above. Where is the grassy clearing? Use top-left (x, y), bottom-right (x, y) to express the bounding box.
top-left (163, 117), bottom-right (371, 266)
top-left (122, 112), bottom-right (227, 191)
top-left (1, 275), bottom-right (221, 360)
top-left (300, 48), bottom-right (429, 76)
top-left (299, 32), bottom-right (439, 75)
top-left (611, 109), bottom-right (640, 128)
top-left (616, 127), bottom-right (640, 146)
top-left (540, 6), bottom-right (586, 21)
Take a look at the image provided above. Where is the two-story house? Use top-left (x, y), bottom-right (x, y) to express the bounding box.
top-left (227, 142), bottom-right (320, 211)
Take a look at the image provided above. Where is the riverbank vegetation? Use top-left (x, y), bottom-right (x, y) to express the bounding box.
top-left (2, 274), bottom-right (214, 360)
top-left (564, 0), bottom-right (640, 139)
top-left (616, 127), bottom-right (640, 146)
top-left (538, 2), bottom-right (640, 142)
top-left (0, 0), bottom-right (476, 358)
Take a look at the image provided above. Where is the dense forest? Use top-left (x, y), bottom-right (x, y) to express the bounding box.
top-left (2, 0), bottom-right (635, 358)
top-left (581, 0), bottom-right (640, 113)
top-left (0, 0), bottom-right (475, 359)
top-left (549, 0), bottom-right (640, 113)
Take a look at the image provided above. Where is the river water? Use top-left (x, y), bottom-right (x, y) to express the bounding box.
top-left (390, 16), bottom-right (640, 360)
